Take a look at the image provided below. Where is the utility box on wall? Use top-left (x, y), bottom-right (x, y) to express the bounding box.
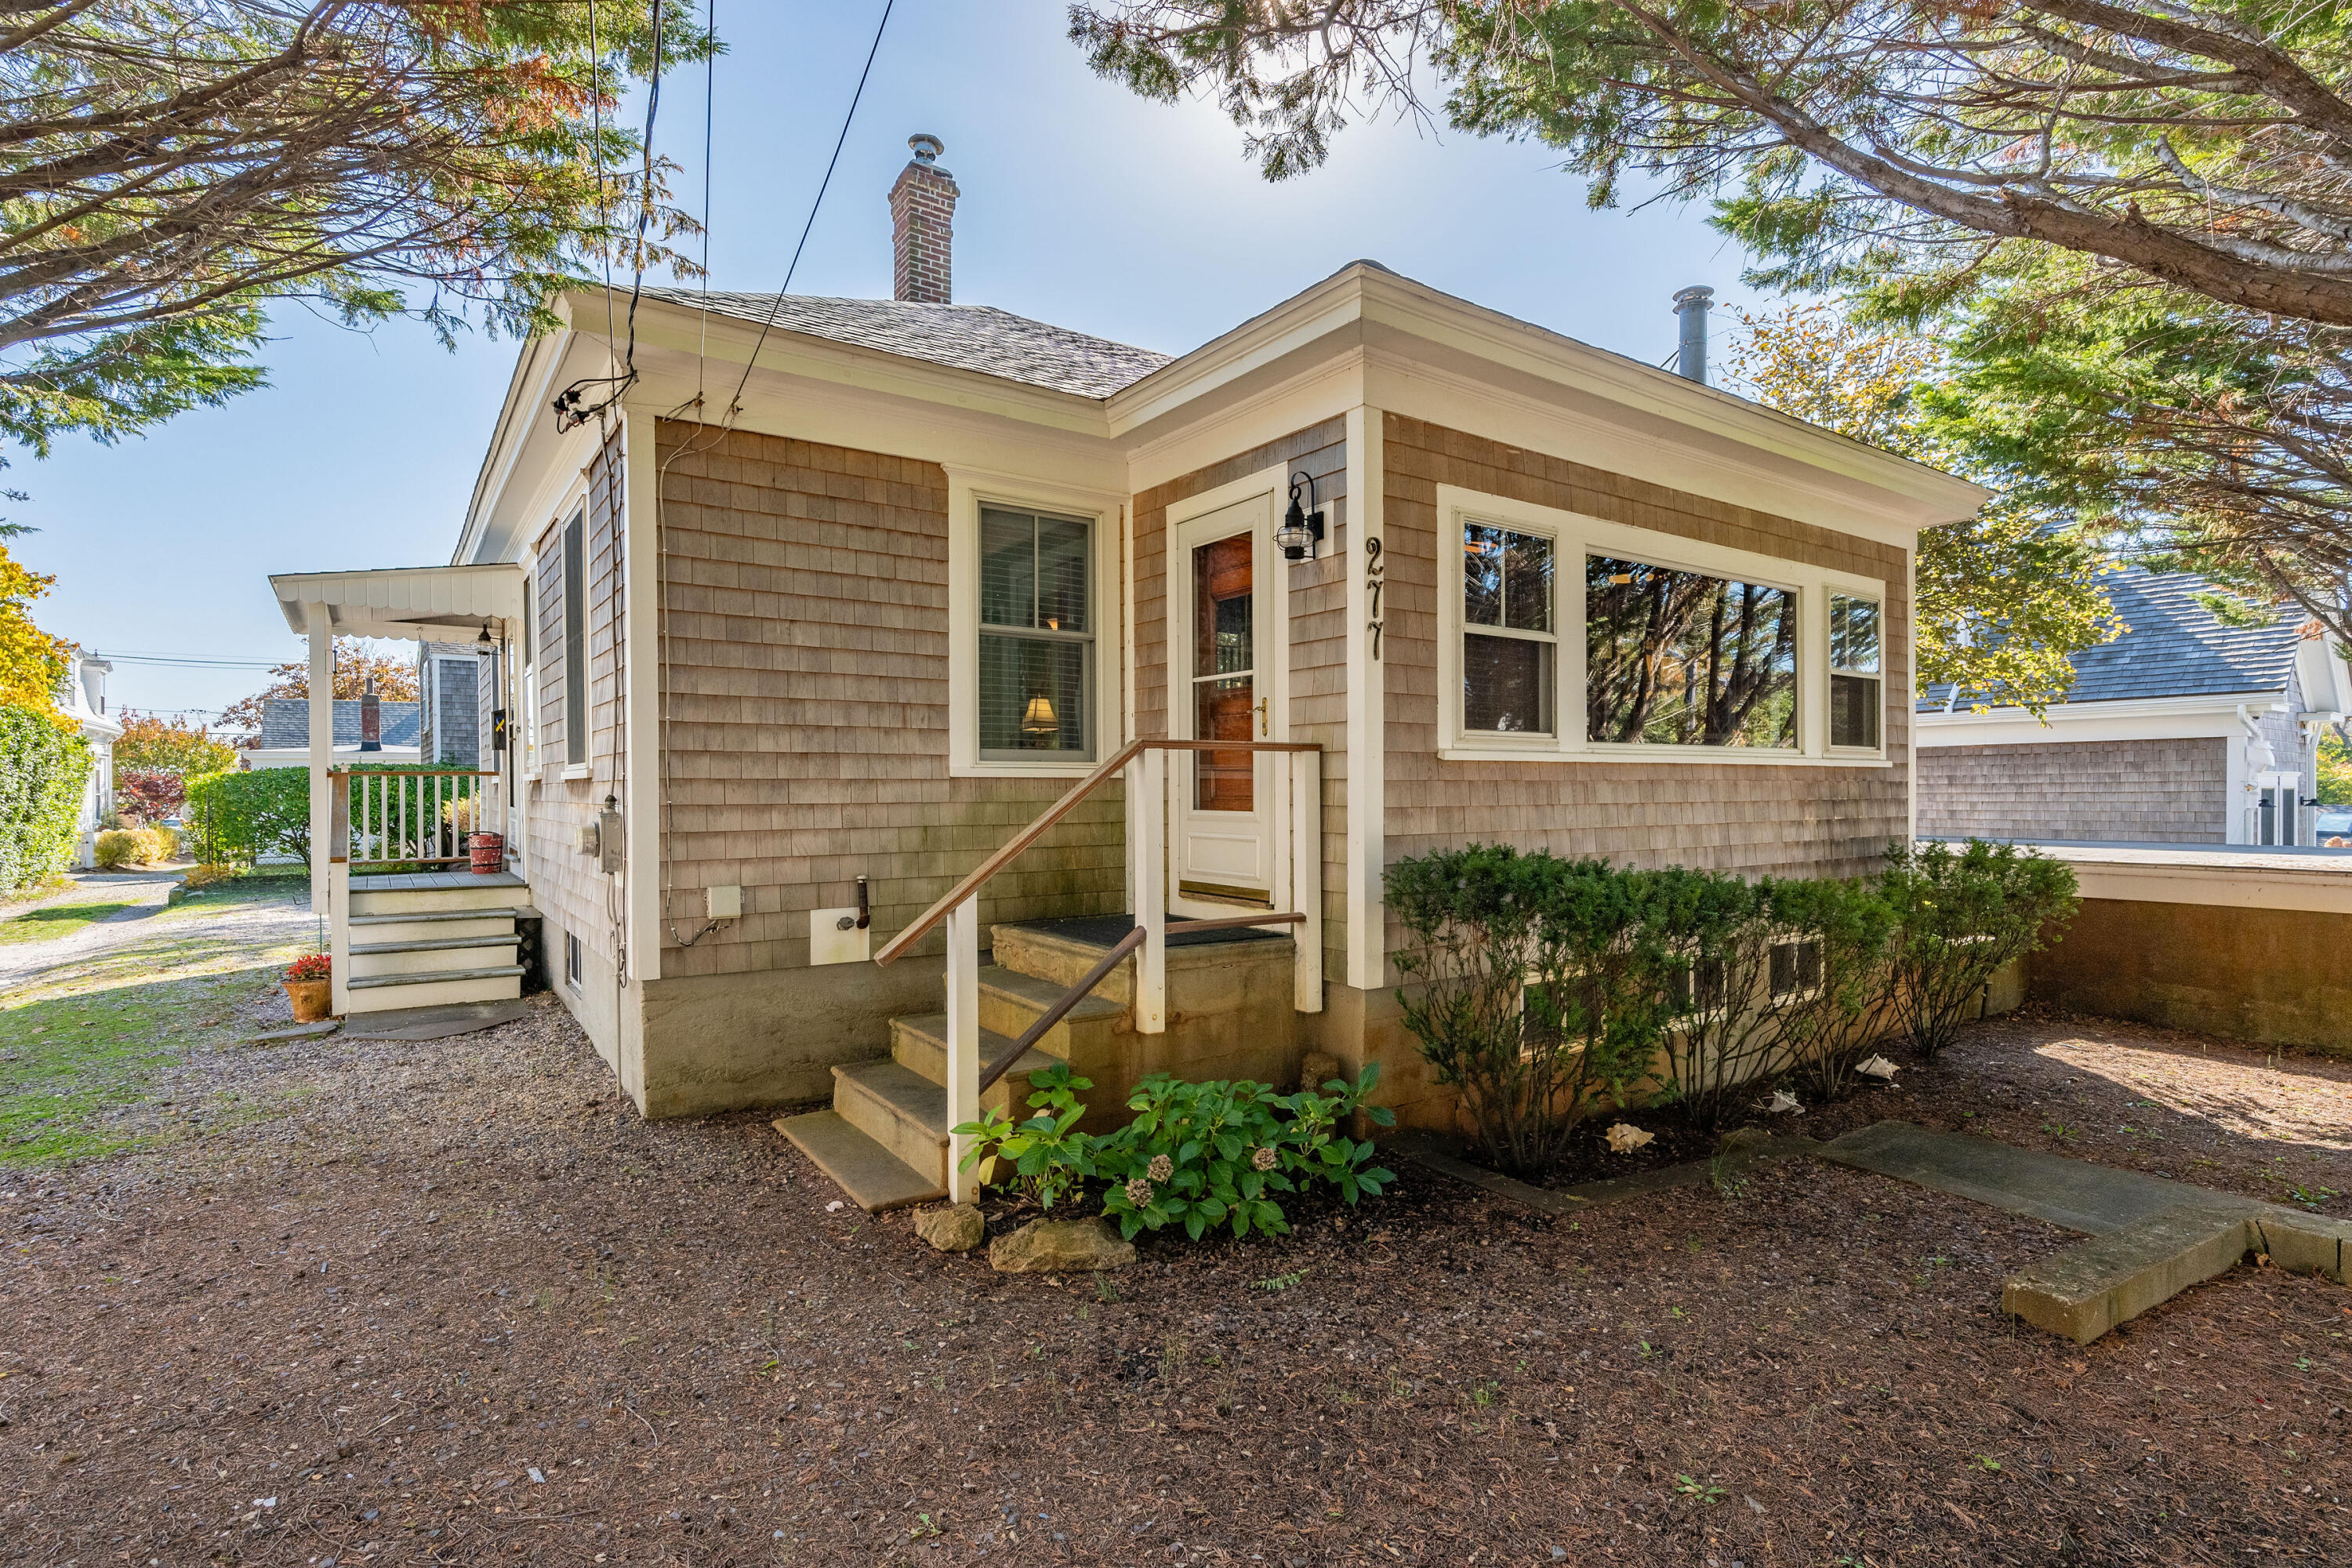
top-left (809, 907), bottom-right (869, 966)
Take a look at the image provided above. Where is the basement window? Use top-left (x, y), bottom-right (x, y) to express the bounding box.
top-left (564, 931), bottom-right (583, 991)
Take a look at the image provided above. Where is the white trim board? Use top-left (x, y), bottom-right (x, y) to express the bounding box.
top-left (1917, 692), bottom-right (2288, 747)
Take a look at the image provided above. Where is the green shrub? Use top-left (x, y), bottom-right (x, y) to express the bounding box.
top-left (1762, 876), bottom-right (1900, 1104)
top-left (1389, 844), bottom-right (1670, 1173)
top-left (0, 705), bottom-right (90, 891)
top-left (1882, 840), bottom-right (2078, 1058)
top-left (144, 825), bottom-right (178, 862)
top-left (952, 1062), bottom-right (1395, 1242)
top-left (184, 767), bottom-right (310, 868)
top-left (93, 828), bottom-right (140, 869)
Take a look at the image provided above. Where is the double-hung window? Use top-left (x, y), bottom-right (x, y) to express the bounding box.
top-left (1439, 485), bottom-right (1889, 764)
top-left (978, 505), bottom-right (1094, 760)
top-left (1828, 593), bottom-right (1882, 750)
top-left (560, 507), bottom-right (587, 768)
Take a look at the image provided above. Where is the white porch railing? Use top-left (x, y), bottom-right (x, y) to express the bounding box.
top-left (342, 768), bottom-right (506, 869)
top-left (874, 738), bottom-right (1324, 1203)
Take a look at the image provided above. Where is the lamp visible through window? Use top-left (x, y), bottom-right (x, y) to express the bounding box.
top-left (1020, 693), bottom-right (1058, 746)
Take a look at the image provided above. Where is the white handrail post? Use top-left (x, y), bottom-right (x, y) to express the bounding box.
top-left (1137, 746), bottom-right (1167, 1035)
top-left (944, 894), bottom-right (981, 1203)
top-left (1294, 748), bottom-right (1323, 1013)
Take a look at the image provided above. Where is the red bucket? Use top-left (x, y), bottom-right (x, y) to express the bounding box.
top-left (469, 831), bottom-right (505, 875)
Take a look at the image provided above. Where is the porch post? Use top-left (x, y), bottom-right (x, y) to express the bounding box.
top-left (943, 896), bottom-right (981, 1203)
top-left (306, 608), bottom-right (332, 925)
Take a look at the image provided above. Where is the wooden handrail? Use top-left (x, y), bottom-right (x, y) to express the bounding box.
top-left (343, 768), bottom-right (499, 779)
top-left (873, 736), bottom-right (1323, 967)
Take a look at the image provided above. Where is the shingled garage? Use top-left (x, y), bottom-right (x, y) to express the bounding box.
top-left (1917, 568), bottom-right (2352, 848)
top-left (291, 135), bottom-right (1982, 1210)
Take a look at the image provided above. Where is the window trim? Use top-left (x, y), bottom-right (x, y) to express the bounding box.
top-left (559, 506), bottom-right (588, 768)
top-left (946, 467), bottom-right (1124, 779)
top-left (1827, 589), bottom-right (1886, 755)
top-left (1434, 484), bottom-right (1893, 767)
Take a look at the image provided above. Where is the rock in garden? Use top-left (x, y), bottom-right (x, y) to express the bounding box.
top-left (1766, 1089), bottom-right (1801, 1113)
top-left (988, 1217), bottom-right (1135, 1273)
top-left (1857, 1054), bottom-right (1900, 1080)
top-left (1605, 1122), bottom-right (1653, 1154)
top-left (914, 1202), bottom-right (985, 1253)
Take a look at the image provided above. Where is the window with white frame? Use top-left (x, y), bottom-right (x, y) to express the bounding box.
top-left (978, 505), bottom-right (1094, 760)
top-left (1828, 593), bottom-right (1882, 750)
top-left (1438, 485), bottom-right (1889, 764)
top-left (560, 507), bottom-right (587, 768)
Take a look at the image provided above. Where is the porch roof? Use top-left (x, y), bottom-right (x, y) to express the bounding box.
top-left (270, 564), bottom-right (526, 642)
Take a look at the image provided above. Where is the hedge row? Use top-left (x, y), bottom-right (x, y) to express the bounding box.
top-left (0, 704), bottom-right (92, 891)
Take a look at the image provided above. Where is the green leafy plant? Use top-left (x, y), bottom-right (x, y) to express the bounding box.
top-left (92, 828), bottom-right (140, 869)
top-left (183, 765), bottom-right (310, 869)
top-left (0, 704), bottom-right (90, 891)
top-left (950, 1062), bottom-right (1098, 1211)
top-left (1882, 840), bottom-right (2078, 1058)
top-left (1675, 1475), bottom-right (1727, 1507)
top-left (1095, 1065), bottom-right (1395, 1241)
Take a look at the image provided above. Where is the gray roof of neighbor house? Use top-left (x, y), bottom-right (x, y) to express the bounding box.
top-left (1922, 568), bottom-right (2308, 710)
top-left (637, 289), bottom-right (1173, 399)
top-left (255, 697), bottom-right (420, 750)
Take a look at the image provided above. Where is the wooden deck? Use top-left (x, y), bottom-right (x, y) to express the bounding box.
top-left (350, 868), bottom-right (528, 893)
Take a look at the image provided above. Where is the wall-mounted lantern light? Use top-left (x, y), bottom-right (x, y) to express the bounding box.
top-left (1276, 470), bottom-right (1326, 562)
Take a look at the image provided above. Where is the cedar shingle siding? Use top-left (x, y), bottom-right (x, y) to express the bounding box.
top-left (649, 419), bottom-right (1122, 978)
top-left (1381, 413), bottom-right (1910, 893)
top-left (1918, 738), bottom-right (2225, 844)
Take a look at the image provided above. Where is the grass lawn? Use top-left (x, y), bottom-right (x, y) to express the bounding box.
top-left (0, 997), bottom-right (2343, 1566)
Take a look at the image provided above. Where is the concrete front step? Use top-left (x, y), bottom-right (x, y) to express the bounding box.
top-left (350, 933), bottom-right (519, 976)
top-left (976, 964), bottom-right (1122, 1054)
top-left (774, 1109), bottom-right (944, 1213)
top-left (832, 1058), bottom-right (952, 1185)
top-left (889, 1011), bottom-right (1060, 1109)
top-left (343, 967), bottom-right (524, 1014)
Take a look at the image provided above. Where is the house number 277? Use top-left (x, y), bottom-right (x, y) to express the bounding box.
top-left (1364, 536), bottom-right (1385, 660)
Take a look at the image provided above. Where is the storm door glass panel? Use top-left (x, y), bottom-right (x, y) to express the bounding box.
top-left (1829, 593), bottom-right (1882, 750)
top-left (1585, 556), bottom-right (1797, 749)
top-left (1461, 524), bottom-right (1555, 734)
top-left (1191, 533), bottom-right (1255, 811)
top-left (978, 506), bottom-right (1093, 757)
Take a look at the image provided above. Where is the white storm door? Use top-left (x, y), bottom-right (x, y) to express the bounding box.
top-left (1170, 498), bottom-right (1282, 913)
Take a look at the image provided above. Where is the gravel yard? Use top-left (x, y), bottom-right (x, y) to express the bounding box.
top-left (2, 924), bottom-right (2347, 1566)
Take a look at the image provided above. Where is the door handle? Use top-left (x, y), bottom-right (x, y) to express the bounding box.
top-left (1254, 697), bottom-right (1269, 737)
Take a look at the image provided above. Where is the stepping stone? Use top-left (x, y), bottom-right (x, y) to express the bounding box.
top-left (2002, 1209), bottom-right (2257, 1345)
top-left (339, 999), bottom-right (532, 1041)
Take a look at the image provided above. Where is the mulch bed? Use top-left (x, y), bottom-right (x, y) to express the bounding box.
top-left (1, 997), bottom-right (2347, 1566)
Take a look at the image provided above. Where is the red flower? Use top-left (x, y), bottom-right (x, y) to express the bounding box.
top-left (285, 953), bottom-right (332, 982)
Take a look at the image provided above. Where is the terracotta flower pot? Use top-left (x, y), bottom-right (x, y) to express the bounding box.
top-left (285, 978), bottom-right (332, 1023)
top-left (469, 831), bottom-right (505, 875)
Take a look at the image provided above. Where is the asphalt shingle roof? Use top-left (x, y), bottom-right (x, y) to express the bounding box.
top-left (1921, 568), bottom-right (2305, 710)
top-left (637, 289), bottom-right (1172, 399)
top-left (256, 698), bottom-right (420, 750)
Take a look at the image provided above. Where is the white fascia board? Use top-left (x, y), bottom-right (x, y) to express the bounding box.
top-left (616, 336), bottom-right (1127, 497)
top-left (1915, 691), bottom-right (2286, 746)
top-left (1123, 350), bottom-right (1367, 495)
top-left (1108, 263), bottom-right (1986, 535)
top-left (2056, 852), bottom-right (2352, 915)
top-left (2295, 636), bottom-right (2352, 713)
top-left (564, 289), bottom-right (1115, 441)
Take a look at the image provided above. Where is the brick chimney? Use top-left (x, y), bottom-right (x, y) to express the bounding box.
top-left (889, 133), bottom-right (958, 304)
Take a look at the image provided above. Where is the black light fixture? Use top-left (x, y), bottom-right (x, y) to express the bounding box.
top-left (474, 619), bottom-right (494, 655)
top-left (1276, 470), bottom-right (1326, 562)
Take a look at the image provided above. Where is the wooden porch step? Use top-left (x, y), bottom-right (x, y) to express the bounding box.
top-left (890, 1011), bottom-right (1059, 1098)
top-left (349, 963), bottom-right (527, 990)
top-left (773, 1109), bottom-right (945, 1213)
top-left (350, 933), bottom-right (519, 957)
top-left (351, 906), bottom-right (535, 926)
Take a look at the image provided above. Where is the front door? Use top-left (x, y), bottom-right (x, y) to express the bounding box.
top-left (1171, 499), bottom-right (1279, 912)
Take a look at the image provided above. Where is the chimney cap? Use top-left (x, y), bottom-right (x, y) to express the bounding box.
top-left (1673, 285), bottom-right (1715, 312)
top-left (907, 132), bottom-right (945, 164)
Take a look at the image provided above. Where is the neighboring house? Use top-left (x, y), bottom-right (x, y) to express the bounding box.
top-left (416, 640), bottom-right (495, 767)
top-left (241, 696), bottom-right (421, 769)
top-left (263, 133), bottom-right (1982, 1209)
top-left (55, 648), bottom-right (122, 869)
top-left (1917, 568), bottom-right (2352, 846)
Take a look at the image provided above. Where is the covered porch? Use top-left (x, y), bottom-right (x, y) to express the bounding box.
top-left (268, 565), bottom-right (534, 1016)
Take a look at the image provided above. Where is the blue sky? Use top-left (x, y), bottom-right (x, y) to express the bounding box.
top-left (16, 0), bottom-right (1759, 720)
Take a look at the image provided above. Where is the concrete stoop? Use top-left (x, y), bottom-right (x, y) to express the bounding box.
top-left (1820, 1121), bottom-right (2352, 1344)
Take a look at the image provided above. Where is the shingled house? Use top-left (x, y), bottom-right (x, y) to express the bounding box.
top-left (1917, 568), bottom-right (2352, 847)
top-left (264, 134), bottom-right (1982, 1209)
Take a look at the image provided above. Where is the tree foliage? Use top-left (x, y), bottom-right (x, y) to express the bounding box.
top-left (114, 710), bottom-right (237, 779)
top-left (219, 637), bottom-right (418, 734)
top-left (1071, 2), bottom-right (2352, 325)
top-left (1722, 303), bottom-right (2122, 710)
top-left (184, 763), bottom-right (308, 866)
top-left (0, 533), bottom-right (67, 713)
top-left (0, 0), bottom-right (710, 452)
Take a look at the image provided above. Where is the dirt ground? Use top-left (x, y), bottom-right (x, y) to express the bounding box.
top-left (2, 958), bottom-right (2348, 1565)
